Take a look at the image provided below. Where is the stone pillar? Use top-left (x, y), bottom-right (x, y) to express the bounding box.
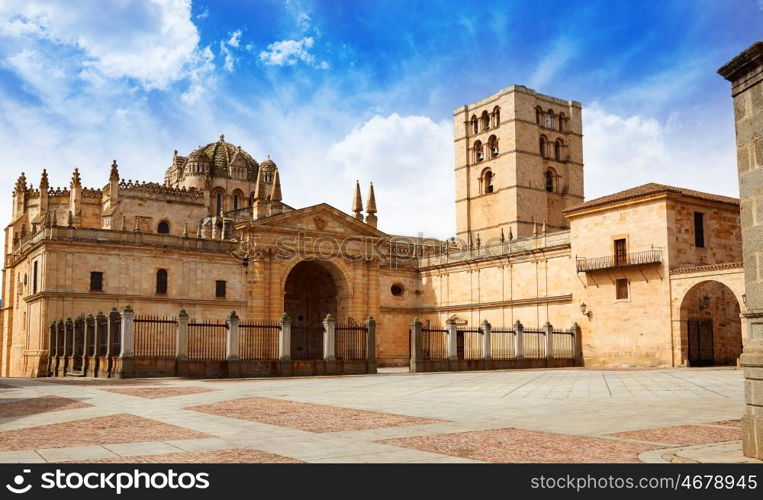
top-left (366, 316), bottom-right (377, 373)
top-left (47, 322), bottom-right (56, 376)
top-left (83, 314), bottom-right (93, 374)
top-left (92, 312), bottom-right (104, 377)
top-left (278, 313), bottom-right (291, 361)
top-left (409, 317), bottom-right (423, 372)
top-left (482, 319), bottom-right (492, 360)
top-left (544, 322), bottom-right (554, 361)
top-left (176, 310), bottom-right (189, 359)
top-left (119, 305), bottom-right (134, 358)
top-left (63, 318), bottom-right (72, 373)
top-left (719, 41), bottom-right (763, 459)
top-left (226, 311), bottom-right (240, 360)
top-left (446, 319), bottom-right (458, 361)
top-left (514, 320), bottom-right (524, 360)
top-left (323, 313), bottom-right (336, 361)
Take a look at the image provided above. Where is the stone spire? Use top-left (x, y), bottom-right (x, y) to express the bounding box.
top-left (14, 172), bottom-right (27, 193)
top-left (500, 228), bottom-right (505, 243)
top-left (70, 167), bottom-right (81, 188)
top-left (352, 180), bottom-right (363, 220)
top-left (365, 182), bottom-right (377, 228)
top-left (39, 169), bottom-right (49, 190)
top-left (253, 167), bottom-right (267, 201)
top-left (252, 168), bottom-right (269, 219)
top-left (109, 160), bottom-right (120, 182)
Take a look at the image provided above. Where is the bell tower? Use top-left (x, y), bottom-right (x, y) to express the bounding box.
top-left (453, 85), bottom-right (584, 243)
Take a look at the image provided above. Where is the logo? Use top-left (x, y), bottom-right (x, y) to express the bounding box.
top-left (6, 469), bottom-right (32, 494)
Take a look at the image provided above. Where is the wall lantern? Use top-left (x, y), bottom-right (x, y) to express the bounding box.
top-left (743, 294), bottom-right (747, 306)
top-left (580, 302), bottom-right (591, 318)
top-left (699, 294), bottom-right (711, 311)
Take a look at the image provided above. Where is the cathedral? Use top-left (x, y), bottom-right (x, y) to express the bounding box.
top-left (0, 85), bottom-right (747, 377)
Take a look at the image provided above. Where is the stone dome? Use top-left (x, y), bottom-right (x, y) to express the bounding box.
top-left (184, 135), bottom-right (259, 181)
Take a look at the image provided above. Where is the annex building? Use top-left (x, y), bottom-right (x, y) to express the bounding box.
top-left (1, 85), bottom-right (747, 377)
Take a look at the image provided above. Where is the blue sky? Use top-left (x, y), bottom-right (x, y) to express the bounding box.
top-left (0, 0), bottom-right (761, 238)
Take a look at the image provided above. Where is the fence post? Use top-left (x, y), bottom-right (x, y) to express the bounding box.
top-left (482, 319), bottom-right (492, 361)
top-left (47, 322), bottom-right (56, 376)
top-left (83, 314), bottom-right (93, 374)
top-left (544, 322), bottom-right (554, 364)
top-left (176, 310), bottom-right (189, 359)
top-left (63, 318), bottom-right (72, 374)
top-left (278, 313), bottom-right (291, 361)
top-left (446, 318), bottom-right (458, 361)
top-left (226, 311), bottom-right (240, 360)
top-left (93, 312), bottom-right (104, 377)
top-left (120, 305), bottom-right (135, 358)
top-left (366, 316), bottom-right (377, 373)
top-left (410, 317), bottom-right (422, 372)
top-left (514, 320), bottom-right (524, 360)
top-left (570, 321), bottom-right (582, 365)
top-left (323, 313), bottom-right (336, 361)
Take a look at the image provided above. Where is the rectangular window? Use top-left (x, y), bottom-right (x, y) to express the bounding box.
top-left (614, 239), bottom-right (627, 267)
top-left (616, 278), bottom-right (629, 300)
top-left (694, 212), bottom-right (705, 248)
top-left (90, 272), bottom-right (103, 292)
top-left (215, 280), bottom-right (227, 298)
top-left (32, 260), bottom-right (38, 294)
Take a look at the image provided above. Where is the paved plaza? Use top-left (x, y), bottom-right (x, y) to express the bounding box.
top-left (0, 368), bottom-right (756, 463)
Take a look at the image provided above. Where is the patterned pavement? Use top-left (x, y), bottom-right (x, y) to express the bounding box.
top-left (0, 368), bottom-right (748, 463)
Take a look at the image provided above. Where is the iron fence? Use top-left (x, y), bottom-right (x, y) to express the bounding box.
top-left (240, 321), bottom-right (280, 360)
top-left (134, 315), bottom-right (177, 357)
top-left (421, 323), bottom-right (448, 360)
top-left (336, 321), bottom-right (367, 361)
top-left (457, 327), bottom-right (483, 360)
top-left (188, 321), bottom-right (227, 360)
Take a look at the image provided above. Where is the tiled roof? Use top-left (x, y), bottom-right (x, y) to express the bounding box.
top-left (564, 183), bottom-right (739, 214)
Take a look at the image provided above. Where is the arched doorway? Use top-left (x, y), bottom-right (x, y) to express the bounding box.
top-left (679, 280), bottom-right (742, 366)
top-left (284, 260), bottom-right (346, 360)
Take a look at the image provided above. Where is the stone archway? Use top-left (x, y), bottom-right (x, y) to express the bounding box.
top-left (679, 280), bottom-right (742, 366)
top-left (283, 260), bottom-right (349, 359)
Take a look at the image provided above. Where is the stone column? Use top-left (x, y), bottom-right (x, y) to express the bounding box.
top-left (278, 313), bottom-right (291, 361)
top-left (366, 316), bottom-right (377, 373)
top-left (226, 311), bottom-right (240, 360)
top-left (176, 310), bottom-right (189, 359)
top-left (570, 321), bottom-right (582, 363)
top-left (323, 313), bottom-right (336, 361)
top-left (514, 320), bottom-right (524, 360)
top-left (82, 314), bottom-right (93, 374)
top-left (446, 319), bottom-right (458, 361)
top-left (719, 41), bottom-right (763, 459)
top-left (47, 322), bottom-right (56, 376)
top-left (63, 318), bottom-right (72, 373)
top-left (544, 322), bottom-right (554, 361)
top-left (482, 319), bottom-right (492, 361)
top-left (119, 305), bottom-right (134, 358)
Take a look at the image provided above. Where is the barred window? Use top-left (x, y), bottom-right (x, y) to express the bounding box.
top-left (616, 278), bottom-right (629, 300)
top-left (90, 272), bottom-right (103, 292)
top-left (216, 280), bottom-right (227, 298)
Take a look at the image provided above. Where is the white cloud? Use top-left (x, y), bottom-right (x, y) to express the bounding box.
top-left (227, 29), bottom-right (241, 48)
top-left (325, 114), bottom-right (455, 237)
top-left (583, 103), bottom-right (737, 201)
top-left (259, 37), bottom-right (327, 68)
top-left (0, 0), bottom-right (210, 90)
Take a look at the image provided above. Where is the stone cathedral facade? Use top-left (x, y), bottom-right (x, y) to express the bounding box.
top-left (1, 85), bottom-right (749, 377)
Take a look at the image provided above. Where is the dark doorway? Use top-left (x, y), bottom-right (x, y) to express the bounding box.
top-left (284, 261), bottom-right (339, 360)
top-left (687, 319), bottom-right (714, 366)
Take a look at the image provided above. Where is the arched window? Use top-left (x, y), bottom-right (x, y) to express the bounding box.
top-left (539, 136), bottom-right (547, 158)
top-left (232, 190), bottom-right (244, 211)
top-left (215, 192), bottom-right (223, 216)
top-left (536, 106), bottom-right (543, 125)
top-left (474, 140), bottom-right (484, 162)
top-left (481, 110), bottom-right (490, 131)
top-left (470, 115), bottom-right (478, 134)
top-left (157, 220), bottom-right (170, 234)
top-left (493, 106), bottom-right (500, 127)
top-left (156, 269), bottom-right (168, 295)
top-left (545, 109), bottom-right (554, 129)
top-left (545, 169), bottom-right (555, 193)
top-left (558, 113), bottom-right (565, 132)
top-left (233, 195), bottom-right (239, 211)
top-left (488, 135), bottom-right (499, 157)
top-left (482, 168), bottom-right (494, 194)
top-left (554, 140), bottom-right (562, 161)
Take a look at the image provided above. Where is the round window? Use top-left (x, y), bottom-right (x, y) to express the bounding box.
top-left (390, 284), bottom-right (405, 297)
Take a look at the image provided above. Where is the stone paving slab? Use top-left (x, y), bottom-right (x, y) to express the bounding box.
top-left (609, 424), bottom-right (742, 446)
top-left (101, 387), bottom-right (216, 399)
top-left (380, 428), bottom-right (660, 463)
top-left (0, 395), bottom-right (92, 419)
top-left (77, 448), bottom-right (301, 464)
top-left (0, 413), bottom-right (211, 452)
top-left (0, 450), bottom-right (46, 463)
top-left (37, 445), bottom-right (119, 463)
top-left (187, 396), bottom-right (443, 433)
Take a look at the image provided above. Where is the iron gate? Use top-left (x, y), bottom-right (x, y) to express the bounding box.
top-left (688, 319), bottom-right (714, 366)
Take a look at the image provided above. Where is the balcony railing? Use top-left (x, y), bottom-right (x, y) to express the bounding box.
top-left (576, 248), bottom-right (662, 273)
